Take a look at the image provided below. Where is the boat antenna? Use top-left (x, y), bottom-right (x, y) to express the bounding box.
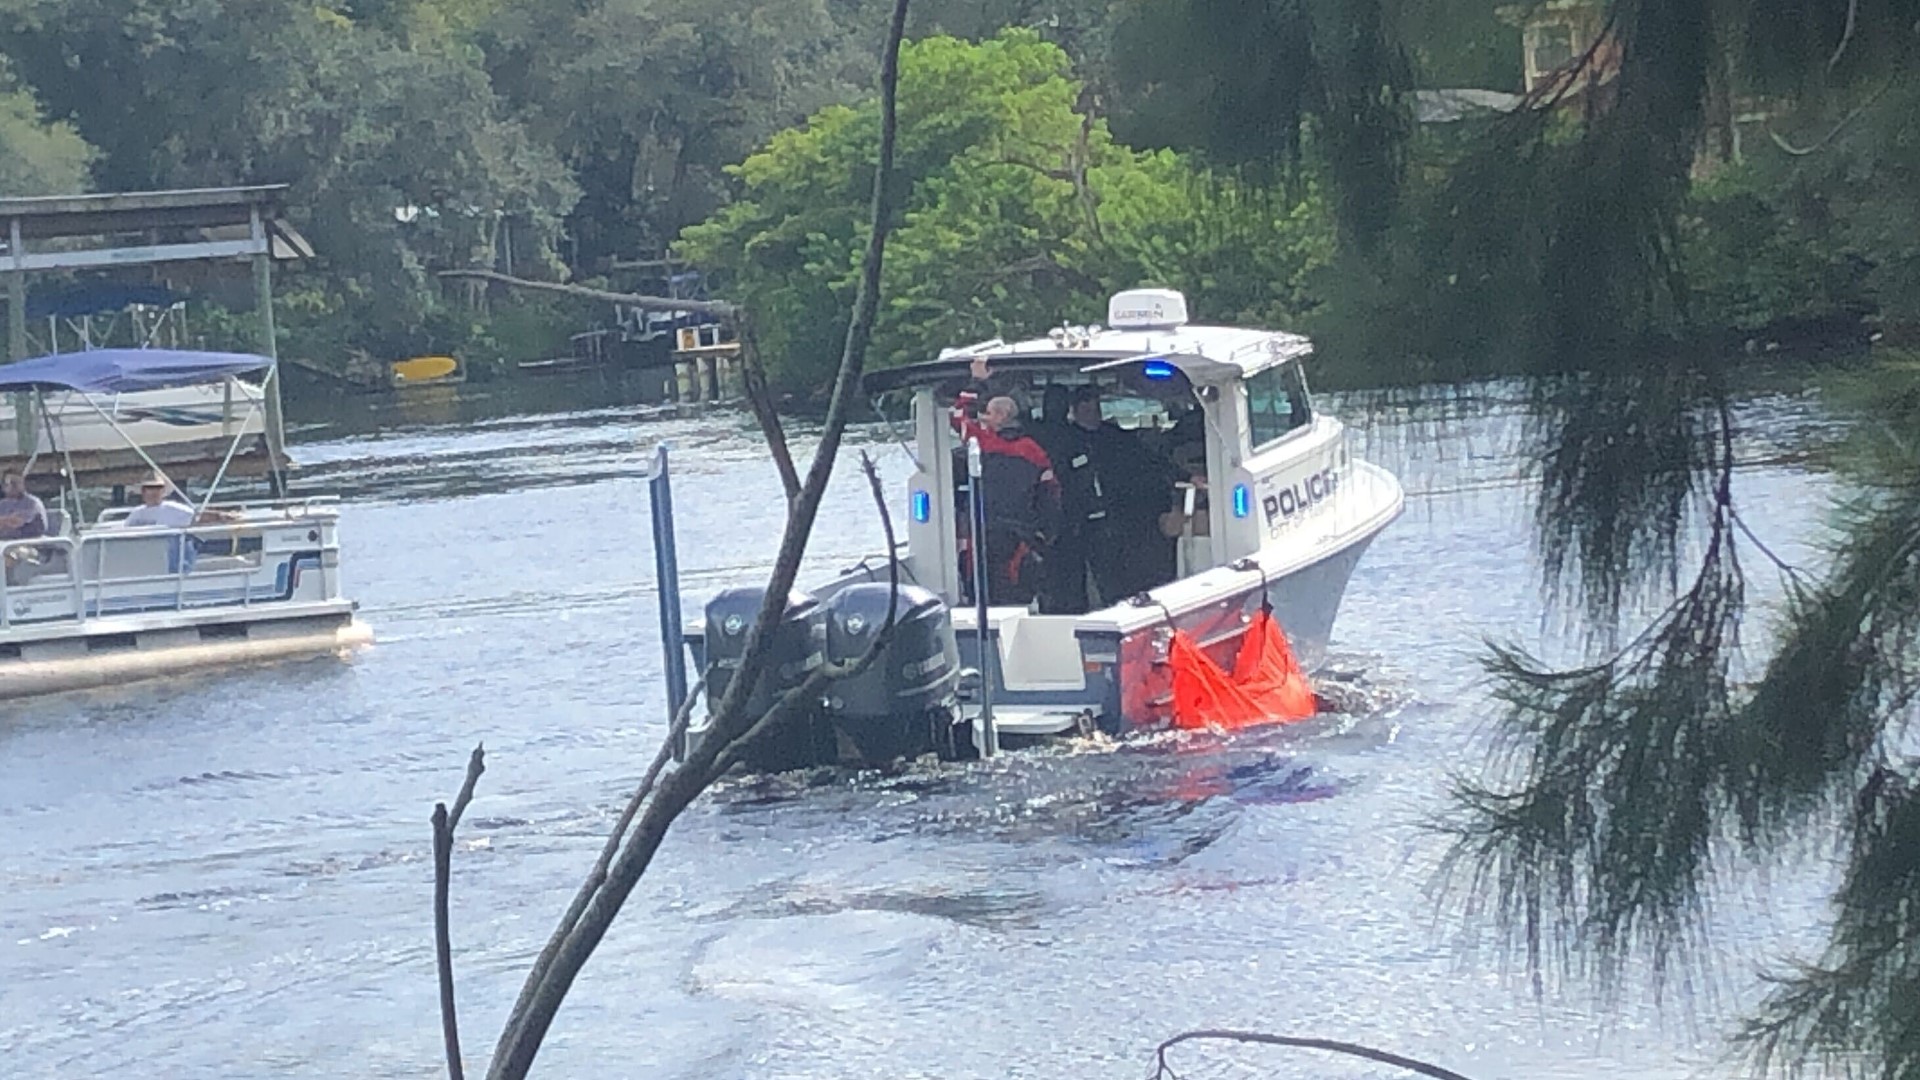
top-left (872, 393), bottom-right (922, 471)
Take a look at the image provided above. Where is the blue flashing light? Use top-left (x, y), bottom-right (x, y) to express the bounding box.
top-left (1232, 482), bottom-right (1252, 519)
top-left (1141, 358), bottom-right (1176, 380)
top-left (910, 489), bottom-right (931, 523)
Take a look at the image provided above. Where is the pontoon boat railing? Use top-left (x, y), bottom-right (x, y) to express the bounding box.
top-left (0, 517), bottom-right (341, 633)
top-left (92, 495), bottom-right (341, 525)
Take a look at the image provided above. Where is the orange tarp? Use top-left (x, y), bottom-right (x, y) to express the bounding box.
top-left (1169, 608), bottom-right (1317, 731)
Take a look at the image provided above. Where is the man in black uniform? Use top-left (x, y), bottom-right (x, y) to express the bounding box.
top-left (1029, 385), bottom-right (1109, 613)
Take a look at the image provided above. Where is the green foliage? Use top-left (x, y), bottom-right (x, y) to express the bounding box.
top-left (1678, 166), bottom-right (1870, 334)
top-left (1110, 0), bottom-right (1411, 252)
top-left (1108, 1), bottom-right (1920, 1075)
top-left (480, 0), bottom-right (882, 267)
top-left (1752, 79), bottom-right (1920, 330)
top-left (678, 29), bottom-right (1333, 395)
top-left (0, 59), bottom-right (93, 196)
top-left (0, 0), bottom-right (575, 367)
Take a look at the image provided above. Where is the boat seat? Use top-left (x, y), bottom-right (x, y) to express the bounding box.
top-left (996, 614), bottom-right (1087, 692)
top-left (79, 533), bottom-right (185, 580)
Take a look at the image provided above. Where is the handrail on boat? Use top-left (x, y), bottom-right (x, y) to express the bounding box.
top-left (91, 496), bottom-right (341, 527)
top-left (1, 516), bottom-right (341, 634)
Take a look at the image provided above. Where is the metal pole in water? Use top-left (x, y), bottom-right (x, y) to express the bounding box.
top-left (967, 435), bottom-right (997, 757)
top-left (648, 443), bottom-right (690, 759)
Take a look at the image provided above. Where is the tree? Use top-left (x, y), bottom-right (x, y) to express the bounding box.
top-left (0, 58), bottom-right (93, 196)
top-left (477, 0), bottom-right (882, 267)
top-left (0, 0), bottom-right (576, 365)
top-left (676, 28), bottom-right (1333, 393)
top-left (1116, 1), bottom-right (1920, 1076)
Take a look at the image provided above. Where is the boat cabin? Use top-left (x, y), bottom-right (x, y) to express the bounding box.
top-left (865, 288), bottom-right (1355, 615)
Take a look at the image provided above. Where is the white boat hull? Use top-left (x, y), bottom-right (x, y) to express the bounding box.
top-left (0, 607), bottom-right (369, 701)
top-left (945, 469), bottom-right (1399, 737)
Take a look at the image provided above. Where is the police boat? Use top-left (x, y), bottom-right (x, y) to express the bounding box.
top-left (665, 288), bottom-right (1404, 771)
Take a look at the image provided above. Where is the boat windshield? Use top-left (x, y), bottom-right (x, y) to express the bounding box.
top-left (1097, 392), bottom-right (1172, 432)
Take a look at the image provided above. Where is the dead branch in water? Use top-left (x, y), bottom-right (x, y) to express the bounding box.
top-left (432, 272), bottom-right (802, 502)
top-left (432, 744), bottom-right (486, 1080)
top-left (435, 270), bottom-right (738, 320)
top-left (1152, 1029), bottom-right (1480, 1080)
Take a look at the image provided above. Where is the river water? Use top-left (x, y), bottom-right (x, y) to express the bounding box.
top-left (0, 378), bottom-right (1849, 1078)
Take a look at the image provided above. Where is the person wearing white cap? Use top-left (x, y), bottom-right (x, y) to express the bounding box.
top-left (121, 473), bottom-right (237, 529)
top-left (122, 474), bottom-right (197, 529)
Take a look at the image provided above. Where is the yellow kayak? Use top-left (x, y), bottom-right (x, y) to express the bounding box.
top-left (391, 355), bottom-right (458, 383)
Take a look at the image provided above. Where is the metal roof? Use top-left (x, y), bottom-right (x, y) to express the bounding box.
top-left (0, 185), bottom-right (290, 240)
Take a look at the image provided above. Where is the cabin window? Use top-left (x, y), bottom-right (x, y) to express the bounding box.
top-left (1246, 364), bottom-right (1313, 451)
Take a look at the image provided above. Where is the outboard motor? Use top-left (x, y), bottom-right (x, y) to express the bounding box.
top-left (821, 583), bottom-right (967, 763)
top-left (701, 587), bottom-right (833, 772)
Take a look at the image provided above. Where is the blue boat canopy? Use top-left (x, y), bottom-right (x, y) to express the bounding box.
top-left (0, 348), bottom-right (271, 393)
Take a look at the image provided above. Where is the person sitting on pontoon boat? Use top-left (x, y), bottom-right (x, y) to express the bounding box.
top-left (0, 469), bottom-right (46, 541)
top-left (117, 474), bottom-right (236, 529)
top-left (1, 468), bottom-right (50, 586)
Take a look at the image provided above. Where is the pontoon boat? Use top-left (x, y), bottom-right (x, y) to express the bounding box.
top-left (0, 349), bottom-right (368, 701)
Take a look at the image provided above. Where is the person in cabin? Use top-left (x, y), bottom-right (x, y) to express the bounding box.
top-left (1063, 383), bottom-right (1179, 601)
top-left (966, 395), bottom-right (1060, 606)
top-left (1149, 398), bottom-right (1212, 558)
top-left (1029, 383), bottom-right (1074, 463)
top-left (1033, 384), bottom-right (1121, 613)
top-left (952, 359), bottom-right (1065, 606)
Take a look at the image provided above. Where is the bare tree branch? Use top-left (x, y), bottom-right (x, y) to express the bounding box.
top-left (736, 321), bottom-right (803, 502)
top-left (432, 744), bottom-right (486, 1080)
top-left (479, 1), bottom-right (912, 1073)
top-left (448, 744), bottom-right (485, 831)
top-left (488, 679), bottom-right (704, 1062)
top-left (1151, 1030), bottom-right (1480, 1080)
